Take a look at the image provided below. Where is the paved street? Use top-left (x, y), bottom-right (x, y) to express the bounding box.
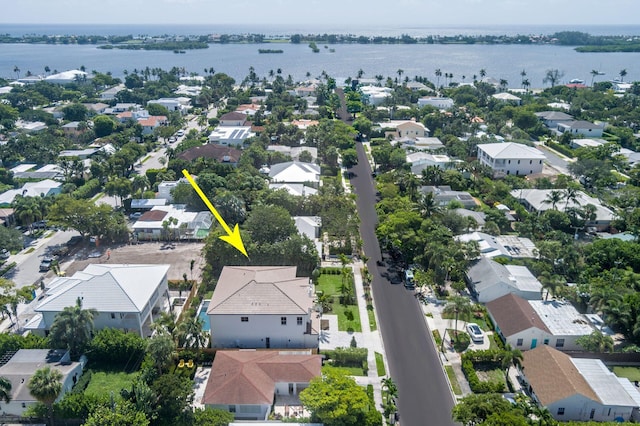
top-left (4, 230), bottom-right (79, 288)
top-left (536, 143), bottom-right (571, 175)
top-left (349, 143), bottom-right (457, 426)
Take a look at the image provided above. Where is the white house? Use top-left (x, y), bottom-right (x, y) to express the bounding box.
top-left (492, 92), bottom-right (522, 104)
top-left (558, 120), bottom-right (605, 138)
top-left (510, 189), bottom-right (616, 231)
top-left (44, 69), bottom-right (88, 85)
top-left (100, 84), bottom-right (125, 100)
top-left (208, 126), bottom-right (255, 146)
top-left (207, 266), bottom-right (320, 349)
top-left (202, 350), bottom-right (321, 421)
top-left (268, 161), bottom-right (321, 187)
top-left (401, 137), bottom-right (445, 151)
top-left (0, 179), bottom-right (63, 207)
top-left (0, 349), bottom-right (84, 416)
top-left (407, 152), bottom-right (452, 170)
top-left (132, 204), bottom-right (213, 240)
top-left (456, 232), bottom-right (538, 259)
top-left (521, 345), bottom-right (640, 422)
top-left (268, 183), bottom-right (318, 197)
top-left (477, 142), bottom-right (545, 177)
top-left (360, 85), bottom-right (393, 106)
top-left (467, 258), bottom-right (542, 303)
top-left (26, 264), bottom-right (170, 337)
top-left (418, 96), bottom-right (454, 110)
top-left (419, 186), bottom-right (479, 209)
top-left (487, 294), bottom-right (594, 351)
top-left (147, 98), bottom-right (189, 114)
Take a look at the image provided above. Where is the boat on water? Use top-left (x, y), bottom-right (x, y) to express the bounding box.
top-left (569, 78), bottom-right (584, 84)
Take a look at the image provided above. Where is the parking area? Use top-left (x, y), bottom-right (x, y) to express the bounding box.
top-left (61, 241), bottom-right (206, 282)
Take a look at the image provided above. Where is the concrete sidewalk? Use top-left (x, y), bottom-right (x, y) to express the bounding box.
top-left (319, 260), bottom-right (388, 411)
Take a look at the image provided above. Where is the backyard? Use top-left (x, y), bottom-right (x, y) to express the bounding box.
top-left (317, 269), bottom-right (361, 332)
top-left (83, 369), bottom-right (138, 398)
top-left (612, 366), bottom-right (640, 382)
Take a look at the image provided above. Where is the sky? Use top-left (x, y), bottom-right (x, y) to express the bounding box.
top-left (2, 0), bottom-right (640, 28)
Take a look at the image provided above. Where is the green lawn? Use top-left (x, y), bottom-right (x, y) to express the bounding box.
top-left (475, 364), bottom-right (507, 388)
top-left (84, 370), bottom-right (138, 397)
top-left (612, 366), bottom-right (640, 382)
top-left (317, 273), bottom-right (361, 332)
top-left (322, 364), bottom-right (366, 376)
top-left (445, 365), bottom-right (462, 395)
top-left (441, 311), bottom-right (491, 331)
top-left (375, 352), bottom-right (386, 376)
top-left (367, 303), bottom-right (377, 331)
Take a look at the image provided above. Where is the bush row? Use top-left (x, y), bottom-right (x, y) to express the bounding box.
top-left (72, 178), bottom-right (101, 199)
top-left (461, 359), bottom-right (505, 393)
top-left (323, 347), bottom-right (368, 367)
top-left (546, 140), bottom-right (575, 158)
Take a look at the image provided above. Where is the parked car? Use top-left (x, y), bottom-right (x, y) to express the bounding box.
top-left (0, 249), bottom-right (9, 260)
top-left (466, 323), bottom-right (484, 343)
top-left (168, 136), bottom-right (177, 143)
top-left (176, 129), bottom-right (185, 137)
top-left (39, 257), bottom-right (53, 272)
top-left (404, 268), bottom-right (415, 289)
top-left (129, 212), bottom-right (142, 220)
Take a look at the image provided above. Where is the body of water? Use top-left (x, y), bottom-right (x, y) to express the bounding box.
top-left (1, 41), bottom-right (638, 90)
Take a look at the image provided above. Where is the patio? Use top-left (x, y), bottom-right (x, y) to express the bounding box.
top-left (273, 394), bottom-right (312, 420)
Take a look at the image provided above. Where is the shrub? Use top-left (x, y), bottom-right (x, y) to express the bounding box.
top-left (88, 328), bottom-right (146, 368)
top-left (324, 347), bottom-right (368, 367)
top-left (72, 178), bottom-right (101, 199)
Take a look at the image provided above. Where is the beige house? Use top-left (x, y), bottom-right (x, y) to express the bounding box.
top-left (207, 266), bottom-right (319, 349)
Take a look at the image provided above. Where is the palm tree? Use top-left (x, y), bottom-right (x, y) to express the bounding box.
top-left (501, 344), bottom-right (523, 383)
top-left (538, 271), bottom-right (564, 301)
top-left (522, 79), bottom-right (531, 92)
top-left (29, 366), bottom-right (63, 426)
top-left (619, 68), bottom-right (627, 82)
top-left (381, 377), bottom-right (398, 401)
top-left (563, 186), bottom-right (580, 210)
top-left (499, 79), bottom-right (508, 92)
top-left (577, 330), bottom-right (615, 353)
top-left (174, 317), bottom-right (207, 349)
top-left (396, 69), bottom-right (404, 83)
top-left (479, 68), bottom-right (487, 79)
top-left (443, 295), bottom-right (472, 341)
top-left (0, 376), bottom-right (11, 403)
top-left (49, 297), bottom-right (96, 360)
top-left (416, 192), bottom-right (440, 218)
top-left (435, 69), bottom-right (442, 88)
top-left (13, 66), bottom-right (20, 79)
top-left (542, 190), bottom-right (563, 210)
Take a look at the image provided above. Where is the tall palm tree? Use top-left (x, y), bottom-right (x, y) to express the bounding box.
top-left (443, 295), bottom-right (472, 341)
top-left (173, 317), bottom-right (207, 349)
top-left (479, 68), bottom-right (487, 80)
top-left (563, 186), bottom-right (580, 210)
top-left (381, 377), bottom-right (398, 401)
top-left (29, 366), bottom-right (63, 426)
top-left (0, 376), bottom-right (12, 403)
top-left (542, 190), bottom-right (563, 210)
top-left (49, 297), bottom-right (96, 360)
top-left (435, 69), bottom-right (442, 88)
top-left (538, 271), bottom-right (564, 301)
top-left (501, 344), bottom-right (523, 383)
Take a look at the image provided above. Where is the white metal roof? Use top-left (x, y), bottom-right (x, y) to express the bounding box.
top-left (529, 300), bottom-right (594, 336)
top-left (571, 358), bottom-right (638, 407)
top-left (478, 142), bottom-right (545, 160)
top-left (36, 264), bottom-right (169, 314)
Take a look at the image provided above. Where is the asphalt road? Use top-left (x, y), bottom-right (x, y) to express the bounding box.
top-left (537, 144), bottom-right (571, 175)
top-left (349, 143), bottom-right (457, 426)
top-left (5, 230), bottom-right (79, 288)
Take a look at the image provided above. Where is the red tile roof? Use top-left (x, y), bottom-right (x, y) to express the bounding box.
top-left (202, 350), bottom-right (321, 405)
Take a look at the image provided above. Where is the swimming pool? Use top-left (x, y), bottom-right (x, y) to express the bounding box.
top-left (198, 300), bottom-right (211, 332)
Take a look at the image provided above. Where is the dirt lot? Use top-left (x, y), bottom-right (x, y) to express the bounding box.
top-left (61, 241), bottom-right (207, 282)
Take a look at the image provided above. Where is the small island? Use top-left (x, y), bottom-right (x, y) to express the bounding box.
top-left (98, 40), bottom-right (208, 51)
top-left (258, 49), bottom-right (284, 54)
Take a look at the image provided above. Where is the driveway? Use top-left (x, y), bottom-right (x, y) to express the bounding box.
top-left (348, 143), bottom-right (457, 426)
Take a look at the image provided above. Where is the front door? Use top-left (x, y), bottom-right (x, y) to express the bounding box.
top-left (289, 383), bottom-right (294, 395)
top-left (531, 339), bottom-right (537, 349)
top-left (266, 337), bottom-right (270, 348)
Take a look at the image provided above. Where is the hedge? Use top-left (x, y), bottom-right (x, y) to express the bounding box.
top-left (72, 178), bottom-right (101, 199)
top-left (323, 347), bottom-right (368, 367)
top-left (546, 140), bottom-right (575, 158)
top-left (461, 350), bottom-right (507, 394)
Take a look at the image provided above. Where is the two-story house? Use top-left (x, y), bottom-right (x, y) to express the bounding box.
top-left (477, 142), bottom-right (545, 177)
top-left (207, 266), bottom-right (320, 349)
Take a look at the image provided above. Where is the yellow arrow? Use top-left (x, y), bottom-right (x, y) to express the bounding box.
top-left (181, 169), bottom-right (248, 258)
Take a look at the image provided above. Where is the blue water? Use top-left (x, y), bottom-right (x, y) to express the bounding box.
top-left (198, 300), bottom-right (210, 332)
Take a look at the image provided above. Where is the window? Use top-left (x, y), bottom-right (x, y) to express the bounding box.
top-left (241, 317), bottom-right (248, 322)
top-left (517, 160), bottom-right (520, 164)
top-left (555, 338), bottom-right (565, 348)
top-left (229, 405), bottom-right (236, 413)
top-left (111, 313), bottom-right (115, 319)
top-left (297, 316), bottom-right (303, 325)
top-left (529, 160), bottom-right (532, 164)
top-left (543, 339), bottom-right (549, 345)
top-left (557, 408), bottom-right (565, 416)
top-left (281, 317), bottom-right (287, 325)
top-left (516, 339), bottom-right (523, 346)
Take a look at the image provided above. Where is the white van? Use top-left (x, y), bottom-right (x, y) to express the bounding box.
top-left (404, 269), bottom-right (415, 289)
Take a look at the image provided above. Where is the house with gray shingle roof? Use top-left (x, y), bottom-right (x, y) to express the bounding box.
top-left (521, 345), bottom-right (640, 422)
top-left (202, 350), bottom-right (321, 420)
top-left (466, 258), bottom-right (542, 303)
top-left (207, 266), bottom-right (319, 349)
top-left (26, 264), bottom-right (170, 337)
top-left (558, 120), bottom-right (605, 138)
